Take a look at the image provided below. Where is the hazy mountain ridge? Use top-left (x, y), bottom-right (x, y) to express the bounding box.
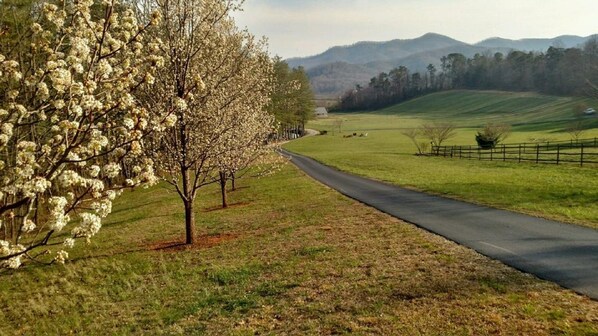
top-left (291, 33), bottom-right (598, 96)
top-left (474, 35), bottom-right (598, 51)
top-left (286, 33), bottom-right (466, 70)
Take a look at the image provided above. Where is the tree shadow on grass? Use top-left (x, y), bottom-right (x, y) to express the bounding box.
top-left (147, 233), bottom-right (238, 252)
top-left (109, 199), bottom-right (169, 215)
top-left (0, 233), bottom-right (240, 277)
top-left (101, 213), bottom-right (174, 228)
top-left (202, 202), bottom-right (252, 213)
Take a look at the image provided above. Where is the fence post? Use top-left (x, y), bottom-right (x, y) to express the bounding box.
top-left (556, 144), bottom-right (560, 165)
top-left (490, 147), bottom-right (493, 161)
top-left (518, 144), bottom-right (522, 163)
top-left (502, 144), bottom-right (506, 161)
top-left (536, 144), bottom-right (540, 164)
top-left (580, 144), bottom-right (584, 167)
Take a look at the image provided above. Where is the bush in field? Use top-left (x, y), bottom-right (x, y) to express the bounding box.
top-left (475, 123), bottom-right (511, 149)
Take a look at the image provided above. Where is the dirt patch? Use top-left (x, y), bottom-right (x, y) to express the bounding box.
top-left (149, 233), bottom-right (238, 252)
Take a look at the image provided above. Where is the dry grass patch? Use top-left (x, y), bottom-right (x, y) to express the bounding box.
top-left (0, 165), bottom-right (597, 335)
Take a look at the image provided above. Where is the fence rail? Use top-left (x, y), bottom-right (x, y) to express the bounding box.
top-left (431, 138), bottom-right (598, 167)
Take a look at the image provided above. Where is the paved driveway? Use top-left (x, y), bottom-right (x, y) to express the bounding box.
top-left (283, 149), bottom-right (598, 299)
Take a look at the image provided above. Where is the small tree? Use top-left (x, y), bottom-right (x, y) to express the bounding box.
top-left (215, 109), bottom-right (276, 208)
top-left (401, 128), bottom-right (428, 155)
top-left (332, 118), bottom-right (343, 135)
top-left (420, 122), bottom-right (457, 147)
top-left (475, 123), bottom-right (511, 149)
top-left (145, 0), bottom-right (273, 243)
top-left (566, 120), bottom-right (586, 141)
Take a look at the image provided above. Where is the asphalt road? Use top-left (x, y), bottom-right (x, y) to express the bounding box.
top-left (282, 149), bottom-right (598, 299)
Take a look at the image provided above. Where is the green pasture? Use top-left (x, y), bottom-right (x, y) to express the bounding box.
top-left (286, 90), bottom-right (598, 226)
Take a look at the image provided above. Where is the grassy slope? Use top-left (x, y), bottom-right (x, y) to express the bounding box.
top-left (379, 90), bottom-right (598, 131)
top-left (1, 165), bottom-right (598, 335)
top-left (285, 90), bottom-right (598, 227)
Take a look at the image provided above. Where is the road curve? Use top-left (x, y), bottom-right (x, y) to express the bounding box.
top-left (282, 149), bottom-right (598, 299)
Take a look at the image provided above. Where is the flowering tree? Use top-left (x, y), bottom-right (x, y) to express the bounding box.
top-left (214, 107), bottom-right (277, 208)
top-left (144, 0), bottom-right (274, 244)
top-left (0, 0), bottom-right (169, 268)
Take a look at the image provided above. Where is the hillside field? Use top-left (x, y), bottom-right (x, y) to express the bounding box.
top-left (286, 90), bottom-right (598, 227)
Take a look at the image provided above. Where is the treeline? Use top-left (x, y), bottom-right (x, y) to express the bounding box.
top-left (337, 40), bottom-right (598, 111)
top-left (337, 65), bottom-right (442, 111)
top-left (268, 58), bottom-right (315, 137)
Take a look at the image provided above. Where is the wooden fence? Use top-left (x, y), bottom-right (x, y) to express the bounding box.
top-left (431, 138), bottom-right (598, 167)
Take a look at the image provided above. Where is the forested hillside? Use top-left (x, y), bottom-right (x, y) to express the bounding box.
top-left (337, 41), bottom-right (598, 111)
top-left (287, 33), bottom-right (598, 96)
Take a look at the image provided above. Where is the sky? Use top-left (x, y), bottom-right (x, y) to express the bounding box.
top-left (233, 0), bottom-right (598, 59)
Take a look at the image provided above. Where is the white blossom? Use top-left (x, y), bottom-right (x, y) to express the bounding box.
top-left (72, 213), bottom-right (102, 238)
top-left (22, 219), bottom-right (36, 233)
top-left (0, 0), bottom-right (173, 268)
top-left (63, 238), bottom-right (75, 249)
top-left (102, 163), bottom-right (121, 178)
top-left (123, 118), bottom-right (135, 130)
top-left (88, 165), bottom-right (101, 178)
top-left (54, 250), bottom-right (68, 264)
top-left (47, 196), bottom-right (69, 231)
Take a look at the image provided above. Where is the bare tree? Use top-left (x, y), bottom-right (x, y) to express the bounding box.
top-left (401, 128), bottom-right (428, 155)
top-left (332, 118), bottom-right (343, 135)
top-left (420, 122), bottom-right (457, 147)
top-left (566, 120), bottom-right (586, 141)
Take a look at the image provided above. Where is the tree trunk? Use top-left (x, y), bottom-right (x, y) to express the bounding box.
top-left (181, 153), bottom-right (195, 244)
top-left (231, 173), bottom-right (236, 191)
top-left (184, 200), bottom-right (195, 244)
top-left (219, 171), bottom-right (228, 208)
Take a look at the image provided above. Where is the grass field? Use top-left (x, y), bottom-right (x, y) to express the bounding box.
top-left (1, 164), bottom-right (598, 335)
top-left (378, 90), bottom-right (598, 131)
top-left (285, 90), bottom-right (598, 227)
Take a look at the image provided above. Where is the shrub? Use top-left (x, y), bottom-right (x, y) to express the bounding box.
top-left (476, 123), bottom-right (511, 149)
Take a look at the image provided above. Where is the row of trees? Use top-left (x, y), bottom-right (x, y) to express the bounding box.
top-left (0, 0), bottom-right (312, 269)
top-left (338, 40), bottom-right (598, 111)
top-left (268, 59), bottom-right (315, 132)
top-left (441, 43), bottom-right (598, 95)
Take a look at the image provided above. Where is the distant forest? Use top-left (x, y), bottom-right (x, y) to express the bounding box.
top-left (337, 40), bottom-right (598, 111)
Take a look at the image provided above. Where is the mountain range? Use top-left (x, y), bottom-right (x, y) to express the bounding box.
top-left (286, 33), bottom-right (598, 97)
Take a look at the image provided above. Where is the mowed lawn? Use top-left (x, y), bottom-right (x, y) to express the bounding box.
top-left (286, 91), bottom-right (598, 227)
top-left (1, 164), bottom-right (598, 335)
